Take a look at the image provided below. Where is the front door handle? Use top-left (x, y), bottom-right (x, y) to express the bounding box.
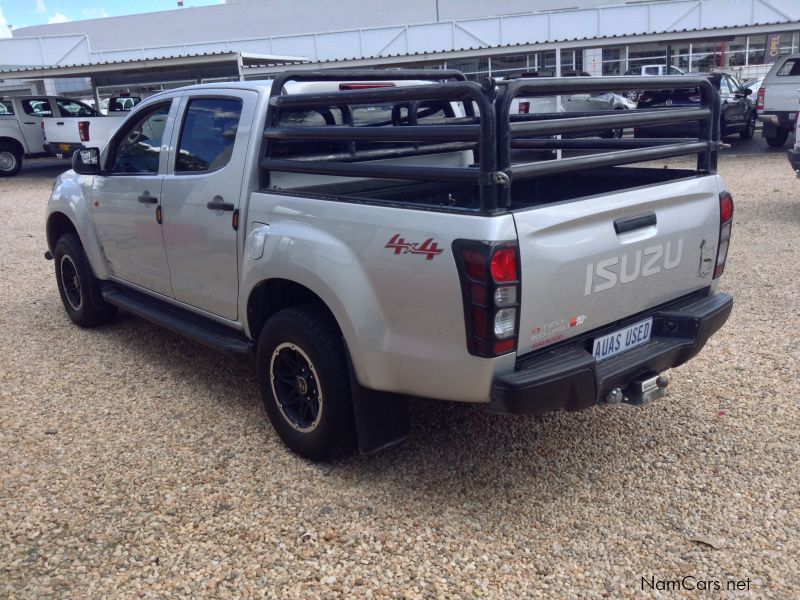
top-left (138, 192), bottom-right (158, 204)
top-left (207, 196), bottom-right (234, 211)
top-left (23, 121), bottom-right (35, 125)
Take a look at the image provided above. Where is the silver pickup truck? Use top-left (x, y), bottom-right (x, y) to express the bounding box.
top-left (45, 70), bottom-right (734, 460)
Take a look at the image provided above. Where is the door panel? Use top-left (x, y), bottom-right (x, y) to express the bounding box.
top-left (18, 97), bottom-right (52, 153)
top-left (91, 100), bottom-right (178, 296)
top-left (160, 92), bottom-right (256, 320)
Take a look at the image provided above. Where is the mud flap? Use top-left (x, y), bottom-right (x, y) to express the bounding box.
top-left (347, 353), bottom-right (410, 454)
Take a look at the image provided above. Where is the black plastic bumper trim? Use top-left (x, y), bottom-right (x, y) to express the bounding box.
top-left (489, 292), bottom-right (733, 414)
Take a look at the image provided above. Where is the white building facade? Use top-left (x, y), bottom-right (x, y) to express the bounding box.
top-left (3, 0), bottom-right (800, 96)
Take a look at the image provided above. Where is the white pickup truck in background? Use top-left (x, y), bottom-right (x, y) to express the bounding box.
top-left (757, 53), bottom-right (800, 147)
top-left (0, 96), bottom-right (58, 176)
top-left (43, 97), bottom-right (126, 159)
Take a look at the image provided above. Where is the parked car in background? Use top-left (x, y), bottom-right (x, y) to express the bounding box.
top-left (634, 73), bottom-right (756, 141)
top-left (757, 54), bottom-right (800, 147)
top-left (622, 64), bottom-right (685, 101)
top-left (0, 95), bottom-right (70, 176)
top-left (508, 70), bottom-right (634, 138)
top-left (43, 97), bottom-right (128, 158)
top-left (624, 65), bottom-right (685, 76)
top-left (788, 113), bottom-right (800, 176)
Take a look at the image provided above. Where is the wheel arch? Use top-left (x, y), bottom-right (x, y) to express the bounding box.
top-left (46, 211), bottom-right (79, 253)
top-left (0, 136), bottom-right (24, 157)
top-left (246, 278), bottom-right (344, 346)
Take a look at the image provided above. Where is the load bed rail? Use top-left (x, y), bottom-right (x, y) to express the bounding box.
top-left (260, 69), bottom-right (721, 213)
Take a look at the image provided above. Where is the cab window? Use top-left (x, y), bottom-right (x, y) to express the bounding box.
top-left (175, 98), bottom-right (243, 172)
top-left (21, 99), bottom-right (53, 117)
top-left (56, 98), bottom-right (97, 117)
top-left (776, 58), bottom-right (800, 77)
top-left (0, 101), bottom-right (13, 115)
top-left (110, 103), bottom-right (170, 175)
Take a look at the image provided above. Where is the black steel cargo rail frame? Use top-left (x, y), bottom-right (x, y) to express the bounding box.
top-left (261, 70), bottom-right (721, 213)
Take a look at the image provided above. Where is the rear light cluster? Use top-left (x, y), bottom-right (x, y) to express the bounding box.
top-left (78, 121), bottom-right (90, 142)
top-left (757, 87), bottom-right (765, 111)
top-left (518, 101), bottom-right (530, 114)
top-left (453, 241), bottom-right (521, 357)
top-left (714, 191), bottom-right (734, 279)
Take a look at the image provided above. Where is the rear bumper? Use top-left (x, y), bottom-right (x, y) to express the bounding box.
top-left (489, 292), bottom-right (733, 414)
top-left (789, 148), bottom-right (800, 176)
top-left (43, 142), bottom-right (83, 158)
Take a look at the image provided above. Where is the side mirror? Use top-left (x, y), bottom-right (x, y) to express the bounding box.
top-left (72, 147), bottom-right (100, 175)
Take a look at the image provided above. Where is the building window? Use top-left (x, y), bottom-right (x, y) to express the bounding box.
top-left (445, 57), bottom-right (489, 81)
top-left (602, 47), bottom-right (622, 75)
top-left (490, 54), bottom-right (527, 79)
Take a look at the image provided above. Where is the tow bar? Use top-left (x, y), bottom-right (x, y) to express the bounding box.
top-left (605, 372), bottom-right (670, 406)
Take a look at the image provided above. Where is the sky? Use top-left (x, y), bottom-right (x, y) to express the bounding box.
top-left (0, 0), bottom-right (225, 37)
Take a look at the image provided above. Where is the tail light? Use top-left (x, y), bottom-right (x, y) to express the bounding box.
top-left (78, 121), bottom-right (90, 142)
top-left (518, 101), bottom-right (530, 114)
top-left (714, 191), bottom-right (734, 279)
top-left (453, 240), bottom-right (521, 357)
top-left (757, 87), bottom-right (765, 111)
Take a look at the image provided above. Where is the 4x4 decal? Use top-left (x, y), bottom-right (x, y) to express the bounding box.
top-left (385, 234), bottom-right (443, 261)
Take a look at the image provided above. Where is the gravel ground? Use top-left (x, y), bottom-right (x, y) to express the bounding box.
top-left (1, 156), bottom-right (798, 598)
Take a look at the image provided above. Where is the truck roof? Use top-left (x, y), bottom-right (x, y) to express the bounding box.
top-left (146, 78), bottom-right (436, 101)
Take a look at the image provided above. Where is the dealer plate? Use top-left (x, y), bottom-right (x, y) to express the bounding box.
top-left (59, 144), bottom-right (71, 152)
top-left (592, 317), bottom-right (653, 362)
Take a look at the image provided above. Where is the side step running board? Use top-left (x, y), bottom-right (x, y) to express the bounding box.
top-left (101, 284), bottom-right (254, 359)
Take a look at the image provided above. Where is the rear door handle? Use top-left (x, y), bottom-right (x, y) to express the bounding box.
top-left (23, 121), bottom-right (35, 125)
top-left (614, 211), bottom-right (657, 234)
top-left (207, 197), bottom-right (234, 211)
top-left (138, 193), bottom-right (158, 204)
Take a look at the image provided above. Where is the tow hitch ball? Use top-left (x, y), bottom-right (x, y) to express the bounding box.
top-left (605, 372), bottom-right (670, 406)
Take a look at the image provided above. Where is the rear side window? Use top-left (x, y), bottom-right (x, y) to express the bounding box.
top-left (0, 101), bottom-right (13, 115)
top-left (176, 98), bottom-right (243, 172)
top-left (21, 99), bottom-right (52, 117)
top-left (56, 98), bottom-right (97, 117)
top-left (776, 58), bottom-right (800, 77)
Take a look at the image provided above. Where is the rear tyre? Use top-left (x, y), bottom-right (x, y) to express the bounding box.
top-left (740, 111), bottom-right (756, 140)
top-left (0, 143), bottom-right (22, 177)
top-left (257, 304), bottom-right (357, 461)
top-left (54, 233), bottom-right (117, 327)
top-left (765, 127), bottom-right (789, 148)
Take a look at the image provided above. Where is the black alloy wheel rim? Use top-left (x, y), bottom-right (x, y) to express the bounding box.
top-left (60, 255), bottom-right (82, 310)
top-left (270, 343), bottom-right (323, 432)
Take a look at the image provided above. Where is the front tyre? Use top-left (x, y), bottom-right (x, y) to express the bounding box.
top-left (54, 233), bottom-right (117, 327)
top-left (257, 304), bottom-right (357, 461)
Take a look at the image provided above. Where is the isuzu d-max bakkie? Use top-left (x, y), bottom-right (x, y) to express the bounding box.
top-left (45, 70), bottom-right (734, 460)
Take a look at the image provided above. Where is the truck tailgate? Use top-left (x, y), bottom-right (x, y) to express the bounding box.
top-left (513, 174), bottom-right (721, 356)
